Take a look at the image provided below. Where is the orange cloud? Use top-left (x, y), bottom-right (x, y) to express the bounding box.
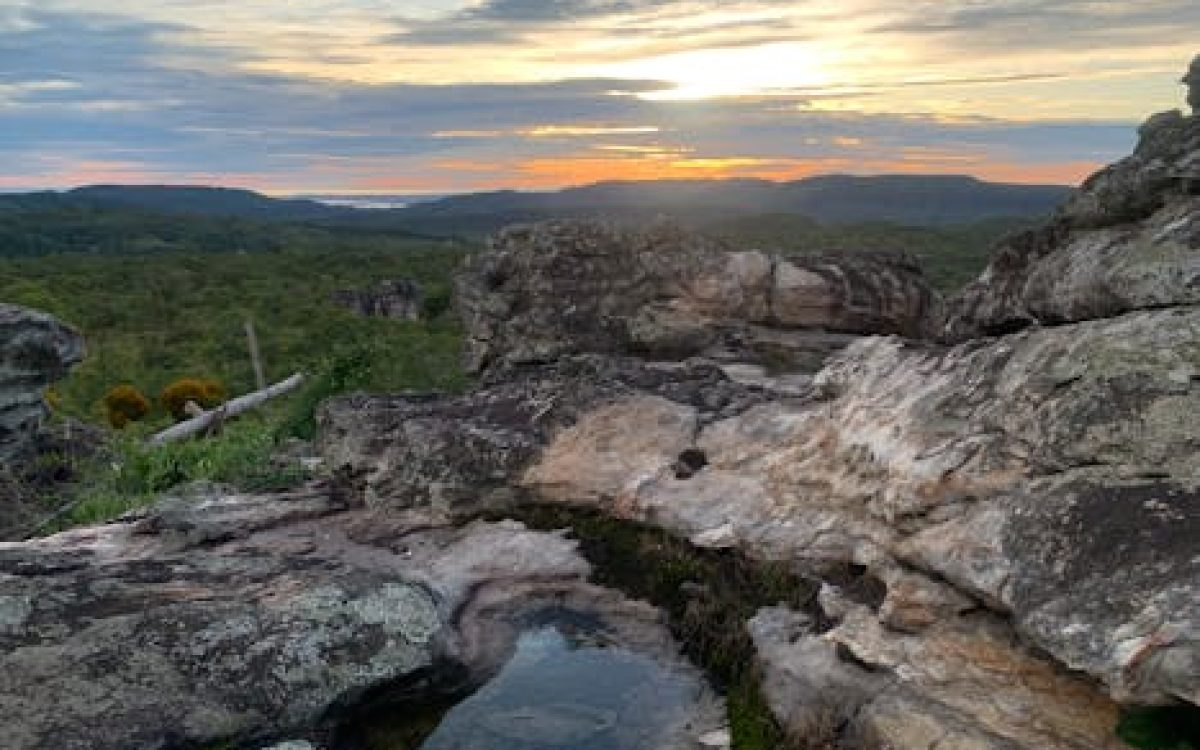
top-left (317, 146), bottom-right (1100, 193)
top-left (458, 153), bottom-right (1099, 188)
top-left (13, 150), bottom-right (1092, 196)
top-left (0, 158), bottom-right (287, 193)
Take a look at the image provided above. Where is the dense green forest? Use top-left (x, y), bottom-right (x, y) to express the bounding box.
top-left (0, 236), bottom-right (469, 424)
top-left (0, 199), bottom-right (1026, 528)
top-left (1, 231), bottom-right (472, 528)
top-left (0, 199), bottom-right (428, 257)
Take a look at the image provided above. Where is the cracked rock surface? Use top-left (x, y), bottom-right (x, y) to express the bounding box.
top-left (0, 482), bottom-right (719, 750)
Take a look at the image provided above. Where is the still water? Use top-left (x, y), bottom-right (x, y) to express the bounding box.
top-left (414, 625), bottom-right (707, 750)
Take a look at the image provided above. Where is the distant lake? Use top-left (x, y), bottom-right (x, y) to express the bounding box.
top-left (303, 194), bottom-right (449, 211)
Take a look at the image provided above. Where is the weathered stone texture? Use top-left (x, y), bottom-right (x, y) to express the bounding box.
top-left (0, 303), bottom-right (83, 460)
top-left (456, 220), bottom-right (940, 374)
top-left (0, 483), bottom-right (718, 749)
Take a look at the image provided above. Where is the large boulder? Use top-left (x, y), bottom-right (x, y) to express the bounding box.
top-left (456, 220), bottom-right (940, 373)
top-left (0, 303), bottom-right (84, 461)
top-left (946, 73), bottom-right (1200, 338)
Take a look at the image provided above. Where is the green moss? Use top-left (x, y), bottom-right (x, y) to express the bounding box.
top-left (354, 696), bottom-right (464, 750)
top-left (727, 669), bottom-right (788, 750)
top-left (1118, 706), bottom-right (1200, 750)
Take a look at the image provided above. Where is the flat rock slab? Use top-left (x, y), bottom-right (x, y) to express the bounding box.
top-left (0, 482), bottom-right (712, 750)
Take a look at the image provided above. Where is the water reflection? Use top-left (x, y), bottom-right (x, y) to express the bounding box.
top-left (416, 626), bottom-right (705, 749)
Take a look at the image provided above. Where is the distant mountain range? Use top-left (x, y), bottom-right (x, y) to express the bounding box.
top-left (392, 175), bottom-right (1072, 231)
top-left (0, 175), bottom-right (1073, 240)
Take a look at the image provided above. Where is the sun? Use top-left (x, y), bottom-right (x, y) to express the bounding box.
top-left (607, 42), bottom-right (833, 101)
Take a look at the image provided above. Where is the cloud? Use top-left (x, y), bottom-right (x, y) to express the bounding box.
top-left (866, 0), bottom-right (1200, 70)
top-left (0, 4), bottom-right (1180, 192)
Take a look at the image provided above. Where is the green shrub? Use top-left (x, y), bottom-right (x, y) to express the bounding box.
top-left (160, 378), bottom-right (226, 421)
top-left (277, 346), bottom-right (374, 441)
top-left (103, 384), bottom-right (151, 429)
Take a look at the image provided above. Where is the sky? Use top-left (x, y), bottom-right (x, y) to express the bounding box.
top-left (0, 0), bottom-right (1196, 194)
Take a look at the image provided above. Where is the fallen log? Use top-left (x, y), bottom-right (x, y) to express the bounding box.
top-left (149, 372), bottom-right (305, 445)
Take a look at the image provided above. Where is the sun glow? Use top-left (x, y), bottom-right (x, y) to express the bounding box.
top-left (607, 42), bottom-right (835, 100)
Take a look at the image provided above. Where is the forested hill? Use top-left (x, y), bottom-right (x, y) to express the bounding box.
top-left (391, 174), bottom-right (1071, 237)
top-left (0, 196), bottom-right (435, 257)
top-left (0, 173), bottom-right (1072, 243)
top-left (67, 185), bottom-right (344, 222)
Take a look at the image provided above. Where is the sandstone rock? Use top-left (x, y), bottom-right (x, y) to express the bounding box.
top-left (947, 195), bottom-right (1200, 337)
top-left (0, 483), bottom-right (717, 750)
top-left (747, 606), bottom-right (888, 736)
top-left (0, 304), bottom-right (84, 461)
top-left (748, 602), bottom-right (1125, 750)
top-left (318, 306), bottom-right (1198, 746)
top-left (330, 279), bottom-right (423, 321)
top-left (318, 307), bottom-right (1200, 748)
top-left (317, 355), bottom-right (774, 512)
top-left (455, 220), bottom-right (724, 372)
top-left (456, 220), bottom-right (939, 373)
top-left (771, 251), bottom-right (935, 337)
top-left (946, 97), bottom-right (1200, 337)
top-left (571, 311), bottom-right (1198, 708)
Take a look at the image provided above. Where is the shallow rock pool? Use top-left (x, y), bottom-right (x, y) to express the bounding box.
top-left (356, 620), bottom-right (723, 750)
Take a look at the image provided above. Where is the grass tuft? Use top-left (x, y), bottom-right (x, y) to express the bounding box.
top-left (55, 418), bottom-right (306, 529)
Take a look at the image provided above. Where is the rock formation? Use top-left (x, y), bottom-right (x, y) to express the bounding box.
top-left (330, 279), bottom-right (423, 321)
top-left (945, 68), bottom-right (1200, 338)
top-left (457, 220), bottom-right (940, 374)
top-left (0, 303), bottom-right (84, 461)
top-left (318, 355), bottom-right (775, 512)
top-left (319, 62), bottom-right (1200, 750)
top-left (0, 482), bottom-right (723, 749)
top-left (322, 314), bottom-right (1191, 748)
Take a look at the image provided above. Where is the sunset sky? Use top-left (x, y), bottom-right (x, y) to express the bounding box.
top-left (1, 1), bottom-right (1196, 194)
